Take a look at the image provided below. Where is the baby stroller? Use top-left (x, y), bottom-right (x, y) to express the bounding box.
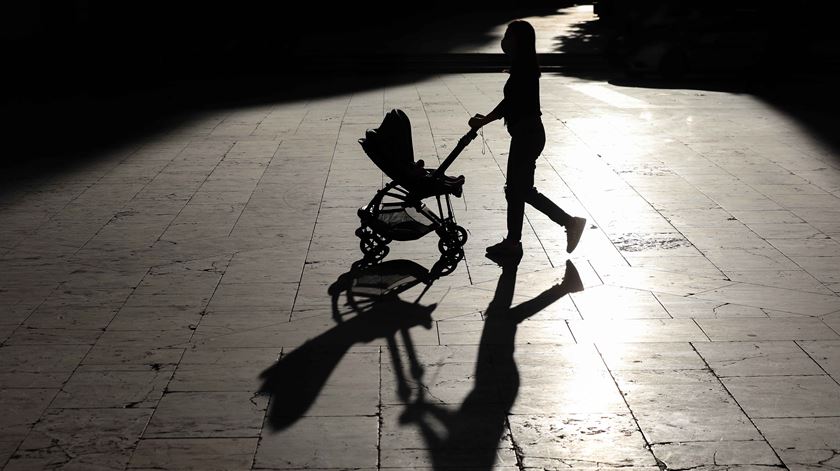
top-left (357, 109), bottom-right (478, 263)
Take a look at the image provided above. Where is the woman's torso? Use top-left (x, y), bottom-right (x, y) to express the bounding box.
top-left (503, 71), bottom-right (542, 134)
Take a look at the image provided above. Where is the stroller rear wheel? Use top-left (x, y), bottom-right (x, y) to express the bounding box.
top-left (356, 226), bottom-right (391, 244)
top-left (438, 235), bottom-right (462, 256)
top-left (358, 225), bottom-right (390, 262)
top-left (449, 225), bottom-right (468, 246)
top-left (437, 224), bottom-right (468, 255)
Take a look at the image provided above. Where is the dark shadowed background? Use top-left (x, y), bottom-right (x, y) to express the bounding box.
top-left (2, 0), bottom-right (839, 171)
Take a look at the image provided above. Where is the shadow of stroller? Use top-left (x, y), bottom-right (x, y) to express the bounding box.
top-left (258, 256), bottom-right (461, 431)
top-left (396, 259), bottom-right (584, 469)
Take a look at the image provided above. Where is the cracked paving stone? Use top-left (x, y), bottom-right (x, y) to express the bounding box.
top-left (509, 413), bottom-right (657, 468)
top-left (651, 441), bottom-right (781, 469)
top-left (614, 370), bottom-right (762, 442)
top-left (693, 341), bottom-right (826, 377)
top-left (755, 417), bottom-right (840, 470)
top-left (4, 408), bottom-right (151, 471)
top-left (52, 365), bottom-right (174, 409)
top-left (144, 391), bottom-right (268, 438)
top-left (128, 437), bottom-right (258, 470)
top-left (721, 375), bottom-right (840, 418)
top-left (255, 415), bottom-right (378, 469)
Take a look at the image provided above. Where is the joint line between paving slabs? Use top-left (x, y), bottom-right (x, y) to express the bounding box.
top-left (288, 95), bottom-right (353, 322)
top-left (691, 318), bottom-right (713, 342)
top-left (123, 254), bottom-right (236, 463)
top-left (794, 340), bottom-right (840, 388)
top-left (418, 80), bottom-right (475, 285)
top-left (153, 140), bottom-right (238, 245)
top-left (543, 114), bottom-right (635, 268)
top-left (505, 414), bottom-right (527, 471)
top-left (688, 341), bottom-right (788, 467)
top-left (251, 346), bottom-right (284, 471)
top-left (593, 343), bottom-right (666, 470)
top-left (5, 280), bottom-right (63, 348)
top-left (377, 346), bottom-right (384, 470)
top-left (16, 142), bottom-right (144, 257)
top-left (685, 136), bottom-right (836, 293)
top-left (227, 141), bottom-right (283, 237)
top-left (293, 106), bottom-right (311, 136)
top-left (67, 140), bottom-right (195, 258)
top-left (15, 262), bottom-right (161, 469)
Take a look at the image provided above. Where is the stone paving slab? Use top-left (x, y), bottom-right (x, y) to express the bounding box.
top-left (2, 68), bottom-right (840, 470)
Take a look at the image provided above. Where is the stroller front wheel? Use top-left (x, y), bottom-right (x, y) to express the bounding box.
top-left (438, 236), bottom-right (461, 256)
top-left (359, 236), bottom-right (389, 261)
top-left (438, 225), bottom-right (468, 247)
top-left (450, 225), bottom-right (468, 246)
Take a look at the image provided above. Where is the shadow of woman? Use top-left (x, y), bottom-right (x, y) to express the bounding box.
top-left (257, 255), bottom-right (461, 431)
top-left (397, 259), bottom-right (583, 469)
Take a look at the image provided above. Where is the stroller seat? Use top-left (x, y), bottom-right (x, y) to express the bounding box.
top-left (359, 109), bottom-right (465, 200)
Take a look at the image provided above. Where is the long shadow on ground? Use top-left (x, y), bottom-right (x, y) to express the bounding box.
top-left (258, 256), bottom-right (459, 430)
top-left (394, 259), bottom-right (584, 469)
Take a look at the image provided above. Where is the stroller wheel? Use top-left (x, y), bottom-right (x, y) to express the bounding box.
top-left (440, 224), bottom-right (467, 245)
top-left (450, 225), bottom-right (468, 247)
top-left (438, 236), bottom-right (460, 256)
top-left (357, 226), bottom-right (391, 245)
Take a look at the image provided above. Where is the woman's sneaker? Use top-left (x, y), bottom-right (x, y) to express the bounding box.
top-left (486, 238), bottom-right (523, 258)
top-left (565, 217), bottom-right (587, 253)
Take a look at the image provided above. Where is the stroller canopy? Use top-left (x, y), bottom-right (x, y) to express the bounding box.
top-left (360, 109), bottom-right (464, 199)
top-left (359, 109), bottom-right (416, 184)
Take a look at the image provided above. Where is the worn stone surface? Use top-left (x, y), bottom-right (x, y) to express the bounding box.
top-left (144, 392), bottom-right (268, 438)
top-left (755, 417), bottom-right (840, 470)
top-left (255, 416), bottom-right (379, 469)
top-left (510, 413), bottom-right (657, 468)
top-left (3, 9), bottom-right (840, 467)
top-left (651, 441), bottom-right (781, 469)
top-left (694, 341), bottom-right (827, 377)
top-left (722, 375), bottom-right (840, 418)
top-left (5, 408), bottom-right (151, 471)
top-left (128, 438), bottom-right (258, 470)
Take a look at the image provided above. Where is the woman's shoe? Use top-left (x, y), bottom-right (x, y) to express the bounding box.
top-left (565, 217), bottom-right (586, 253)
top-left (486, 238), bottom-right (523, 257)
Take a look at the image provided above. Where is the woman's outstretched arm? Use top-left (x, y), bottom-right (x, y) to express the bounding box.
top-left (468, 98), bottom-right (505, 129)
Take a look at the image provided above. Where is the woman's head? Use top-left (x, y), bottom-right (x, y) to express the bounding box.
top-left (502, 20), bottom-right (539, 75)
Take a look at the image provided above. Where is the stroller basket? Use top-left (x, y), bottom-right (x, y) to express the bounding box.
top-left (366, 203), bottom-right (436, 242)
top-left (356, 109), bottom-right (478, 262)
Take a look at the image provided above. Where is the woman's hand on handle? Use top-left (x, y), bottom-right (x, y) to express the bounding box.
top-left (469, 100), bottom-right (504, 130)
top-left (468, 114), bottom-right (486, 130)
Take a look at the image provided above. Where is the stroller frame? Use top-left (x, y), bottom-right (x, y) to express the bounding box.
top-left (356, 179), bottom-right (467, 262)
top-left (356, 111), bottom-right (477, 263)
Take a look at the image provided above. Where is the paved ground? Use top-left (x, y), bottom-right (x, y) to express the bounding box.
top-left (2, 68), bottom-right (840, 470)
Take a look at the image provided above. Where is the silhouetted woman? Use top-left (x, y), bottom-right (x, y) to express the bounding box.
top-left (469, 20), bottom-right (586, 258)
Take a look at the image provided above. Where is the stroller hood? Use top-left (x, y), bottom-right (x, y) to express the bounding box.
top-left (359, 109), bottom-right (415, 184)
top-left (360, 109), bottom-right (465, 199)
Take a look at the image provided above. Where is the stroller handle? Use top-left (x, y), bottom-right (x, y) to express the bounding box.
top-left (431, 128), bottom-right (479, 179)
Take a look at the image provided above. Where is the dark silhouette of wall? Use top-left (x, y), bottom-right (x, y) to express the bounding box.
top-left (0, 0), bottom-right (563, 176)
